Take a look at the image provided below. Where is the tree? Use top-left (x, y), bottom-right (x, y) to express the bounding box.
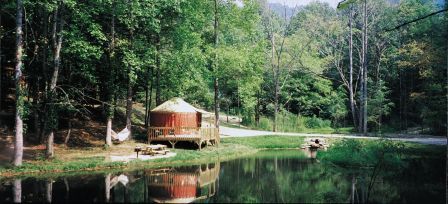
top-left (13, 0), bottom-right (24, 166)
top-left (105, 0), bottom-right (116, 147)
top-left (46, 0), bottom-right (64, 158)
top-left (213, 0), bottom-right (220, 128)
top-left (368, 79), bottom-right (393, 132)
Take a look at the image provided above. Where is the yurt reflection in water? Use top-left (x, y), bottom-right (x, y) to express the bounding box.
top-left (106, 162), bottom-right (220, 203)
top-left (146, 162), bottom-right (219, 203)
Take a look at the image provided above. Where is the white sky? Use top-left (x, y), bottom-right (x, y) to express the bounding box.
top-left (267, 0), bottom-right (341, 8)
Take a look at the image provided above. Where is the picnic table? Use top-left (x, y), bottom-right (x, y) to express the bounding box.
top-left (135, 144), bottom-right (170, 157)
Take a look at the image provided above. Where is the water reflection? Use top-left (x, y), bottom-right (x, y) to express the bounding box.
top-left (13, 179), bottom-right (21, 203)
top-left (146, 163), bottom-right (219, 203)
top-left (0, 150), bottom-right (444, 203)
top-left (301, 147), bottom-right (318, 159)
top-left (103, 162), bottom-right (220, 203)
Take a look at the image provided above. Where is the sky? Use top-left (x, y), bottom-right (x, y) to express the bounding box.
top-left (266, 0), bottom-right (341, 8)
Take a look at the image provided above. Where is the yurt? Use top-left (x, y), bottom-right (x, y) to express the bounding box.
top-left (150, 98), bottom-right (202, 128)
top-left (148, 98), bottom-right (218, 148)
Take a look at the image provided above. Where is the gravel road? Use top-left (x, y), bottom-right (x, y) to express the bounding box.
top-left (220, 126), bottom-right (447, 145)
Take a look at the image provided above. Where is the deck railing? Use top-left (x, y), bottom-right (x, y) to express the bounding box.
top-left (147, 127), bottom-right (219, 146)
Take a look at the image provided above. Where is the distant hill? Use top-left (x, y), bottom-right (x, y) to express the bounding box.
top-left (268, 3), bottom-right (298, 21)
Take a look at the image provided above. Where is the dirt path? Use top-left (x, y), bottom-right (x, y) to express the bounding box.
top-left (220, 126), bottom-right (447, 145)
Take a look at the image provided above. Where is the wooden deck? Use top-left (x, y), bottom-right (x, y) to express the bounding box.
top-left (147, 127), bottom-right (219, 149)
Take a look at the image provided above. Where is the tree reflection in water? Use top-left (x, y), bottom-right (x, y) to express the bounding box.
top-left (0, 149), bottom-right (444, 203)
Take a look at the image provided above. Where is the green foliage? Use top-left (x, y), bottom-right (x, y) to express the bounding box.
top-left (245, 111), bottom-right (337, 133)
top-left (368, 80), bottom-right (394, 131)
top-left (320, 139), bottom-right (406, 168)
top-left (222, 135), bottom-right (304, 149)
top-left (304, 116), bottom-right (331, 129)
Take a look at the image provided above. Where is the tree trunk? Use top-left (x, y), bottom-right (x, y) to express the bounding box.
top-left (145, 67), bottom-right (153, 128)
top-left (445, 14), bottom-right (448, 204)
top-left (274, 74), bottom-right (279, 132)
top-left (155, 36), bottom-right (162, 106)
top-left (255, 91), bottom-right (260, 126)
top-left (64, 120), bottom-right (71, 146)
top-left (362, 0), bottom-right (368, 135)
top-left (106, 118), bottom-right (112, 146)
top-left (105, 4), bottom-right (115, 146)
top-left (37, 11), bottom-right (49, 142)
top-left (125, 77), bottom-right (132, 137)
top-left (47, 4), bottom-right (63, 158)
top-left (227, 105), bottom-right (229, 123)
top-left (358, 66), bottom-right (364, 133)
top-left (144, 79), bottom-right (149, 126)
top-left (349, 5), bottom-right (357, 131)
top-left (13, 179), bottom-right (21, 203)
top-left (270, 32), bottom-right (278, 132)
top-left (214, 0), bottom-right (220, 128)
top-left (13, 0), bottom-right (24, 166)
top-left (0, 14), bottom-right (2, 111)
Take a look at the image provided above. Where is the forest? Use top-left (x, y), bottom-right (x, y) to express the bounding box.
top-left (0, 0), bottom-right (446, 166)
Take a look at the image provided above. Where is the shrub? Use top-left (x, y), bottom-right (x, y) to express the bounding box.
top-left (257, 117), bottom-right (272, 131)
top-left (248, 112), bottom-right (332, 132)
top-left (304, 116), bottom-right (331, 128)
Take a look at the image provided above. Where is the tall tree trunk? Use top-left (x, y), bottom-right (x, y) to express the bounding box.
top-left (106, 118), bottom-right (112, 146)
top-left (271, 33), bottom-right (278, 132)
top-left (274, 72), bottom-right (279, 132)
top-left (362, 0), bottom-right (368, 135)
top-left (155, 36), bottom-right (161, 106)
top-left (213, 0), bottom-right (220, 128)
top-left (445, 12), bottom-right (447, 204)
top-left (0, 14), bottom-right (2, 112)
top-left (358, 65), bottom-right (364, 133)
top-left (125, 2), bottom-right (134, 134)
top-left (38, 11), bottom-right (49, 142)
top-left (145, 67), bottom-right (153, 128)
top-left (125, 76), bottom-right (132, 136)
top-left (255, 91), bottom-right (260, 126)
top-left (13, 0), bottom-right (24, 166)
top-left (64, 120), bottom-right (71, 146)
top-left (105, 4), bottom-right (115, 146)
top-left (349, 5), bottom-right (357, 131)
top-left (144, 79), bottom-right (149, 126)
top-left (47, 4), bottom-right (63, 158)
top-left (125, 30), bottom-right (133, 138)
top-left (13, 179), bottom-right (21, 203)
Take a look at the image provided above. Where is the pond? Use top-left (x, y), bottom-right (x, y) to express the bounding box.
top-left (0, 149), bottom-right (445, 203)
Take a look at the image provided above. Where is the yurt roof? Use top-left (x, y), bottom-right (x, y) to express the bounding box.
top-left (151, 98), bottom-right (202, 113)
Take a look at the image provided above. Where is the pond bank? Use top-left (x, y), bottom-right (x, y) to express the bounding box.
top-left (0, 135), bottom-right (444, 178)
top-left (0, 136), bottom-right (305, 178)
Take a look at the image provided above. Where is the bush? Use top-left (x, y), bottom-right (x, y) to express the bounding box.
top-left (257, 117), bottom-right (272, 131)
top-left (304, 116), bottom-right (331, 128)
top-left (248, 111), bottom-right (332, 132)
top-left (319, 139), bottom-right (406, 168)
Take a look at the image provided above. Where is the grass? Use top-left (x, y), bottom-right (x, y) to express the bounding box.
top-left (222, 135), bottom-right (304, 149)
top-left (0, 136), bottom-right (305, 178)
top-left (1, 135), bottom-right (444, 179)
